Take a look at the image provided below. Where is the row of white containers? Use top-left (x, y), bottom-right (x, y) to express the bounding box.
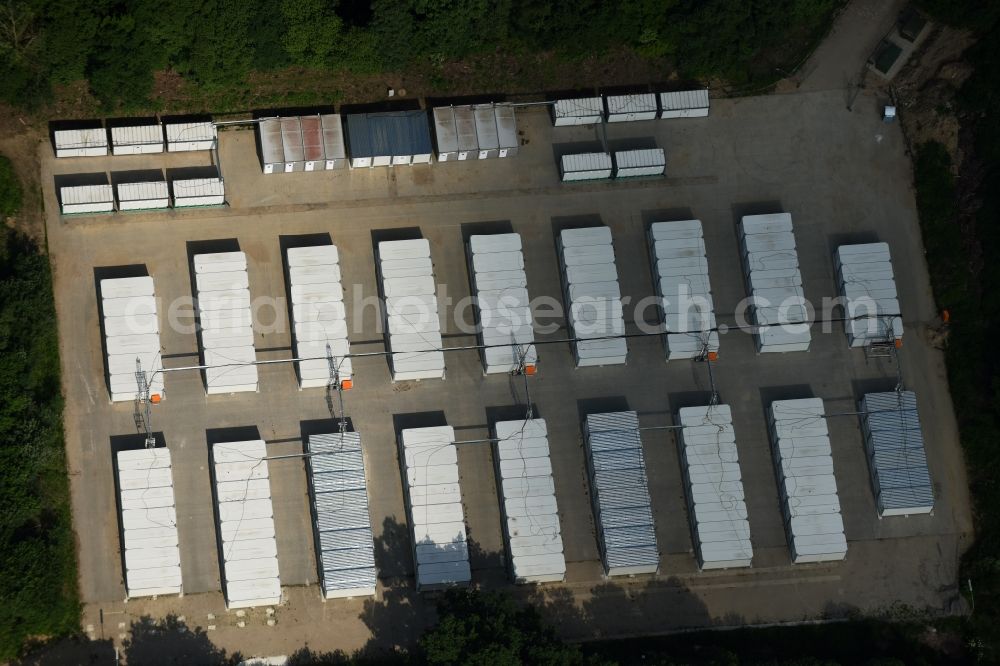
top-left (286, 245), bottom-right (351, 389)
top-left (115, 447), bottom-right (182, 598)
top-left (100, 276), bottom-right (163, 402)
top-left (305, 432), bottom-right (377, 599)
top-left (54, 120), bottom-right (217, 157)
top-left (648, 220), bottom-right (719, 359)
top-left (860, 391), bottom-right (933, 516)
top-left (377, 239), bottom-right (447, 381)
top-left (552, 90), bottom-right (710, 125)
top-left (559, 148), bottom-right (665, 182)
top-left (194, 252), bottom-right (259, 394)
top-left (493, 419), bottom-right (567, 583)
top-left (433, 104), bottom-right (519, 161)
top-left (558, 227), bottom-right (628, 366)
top-left (676, 405), bottom-right (753, 569)
top-left (836, 243), bottom-right (903, 347)
top-left (398, 426), bottom-right (472, 591)
top-left (60, 177), bottom-right (225, 214)
top-left (739, 213), bottom-right (811, 353)
top-left (210, 440), bottom-right (282, 609)
top-left (466, 234), bottom-right (537, 373)
top-left (583, 411), bottom-right (659, 576)
top-left (767, 399), bottom-right (847, 563)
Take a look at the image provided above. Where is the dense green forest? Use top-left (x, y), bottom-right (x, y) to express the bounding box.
top-left (0, 0), bottom-right (840, 112)
top-left (0, 158), bottom-right (79, 660)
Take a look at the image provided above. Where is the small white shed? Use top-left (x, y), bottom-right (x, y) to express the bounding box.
top-left (659, 89), bottom-right (710, 118)
top-left (259, 119), bottom-right (285, 174)
top-left (117, 181), bottom-right (170, 211)
top-left (172, 178), bottom-right (225, 207)
top-left (54, 124), bottom-right (108, 158)
top-left (111, 120), bottom-right (164, 155)
top-left (321, 114), bottom-right (346, 169)
top-left (474, 106), bottom-right (500, 159)
top-left (560, 153), bottom-right (613, 182)
top-left (60, 183), bottom-right (114, 214)
top-left (552, 98), bottom-right (604, 126)
top-left (605, 93), bottom-right (658, 122)
top-left (281, 117), bottom-right (305, 172)
top-left (165, 120), bottom-right (217, 151)
top-left (494, 104), bottom-right (518, 158)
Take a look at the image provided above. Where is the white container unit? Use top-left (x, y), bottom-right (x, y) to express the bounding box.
top-left (552, 97), bottom-right (604, 126)
top-left (321, 114), bottom-right (347, 169)
top-left (835, 243), bottom-right (903, 347)
top-left (172, 177), bottom-right (225, 207)
top-left (100, 276), bottom-right (163, 402)
top-left (768, 399), bottom-right (847, 563)
top-left (433, 107), bottom-right (460, 162)
top-left (739, 213), bottom-right (811, 353)
top-left (211, 440), bottom-right (281, 609)
top-left (558, 227), bottom-right (627, 366)
top-left (614, 148), bottom-right (665, 178)
top-left (116, 181), bottom-right (170, 211)
top-left (287, 245), bottom-right (350, 389)
top-left (648, 220), bottom-right (718, 360)
top-left (53, 126), bottom-right (108, 157)
top-left (677, 405), bottom-right (753, 570)
top-left (194, 252), bottom-right (258, 394)
top-left (399, 426), bottom-right (471, 591)
top-left (259, 119), bottom-right (285, 175)
top-left (658, 89), bottom-right (710, 119)
top-left (474, 106), bottom-right (500, 159)
top-left (61, 184), bottom-right (114, 214)
top-left (493, 419), bottom-right (566, 583)
top-left (605, 93), bottom-right (658, 122)
top-left (111, 123), bottom-right (164, 155)
top-left (583, 411), bottom-right (658, 576)
top-left (165, 120), bottom-right (217, 152)
top-left (560, 153), bottom-right (613, 182)
top-left (116, 447), bottom-right (182, 598)
top-left (281, 117), bottom-right (305, 173)
top-left (307, 432), bottom-right (377, 599)
top-left (467, 233), bottom-right (536, 374)
top-left (860, 391), bottom-right (933, 517)
top-left (495, 104), bottom-right (518, 158)
top-left (377, 239), bottom-right (445, 381)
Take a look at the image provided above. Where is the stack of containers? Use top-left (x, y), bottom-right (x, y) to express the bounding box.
top-left (466, 234), bottom-right (536, 374)
top-left (768, 399), bottom-right (847, 563)
top-left (677, 405), bottom-right (753, 569)
top-left (194, 252), bottom-right (258, 394)
top-left (286, 245), bottom-right (350, 389)
top-left (377, 239), bottom-right (446, 381)
top-left (116, 448), bottom-right (182, 598)
top-left (100, 276), bottom-right (163, 402)
top-left (739, 213), bottom-right (811, 353)
top-left (860, 391), bottom-right (933, 516)
top-left (583, 412), bottom-right (659, 576)
top-left (647, 220), bottom-right (718, 360)
top-left (211, 440), bottom-right (281, 609)
top-left (399, 426), bottom-right (472, 590)
top-left (493, 419), bottom-right (566, 583)
top-left (835, 243), bottom-right (903, 347)
top-left (306, 432), bottom-right (377, 599)
top-left (558, 227), bottom-right (628, 366)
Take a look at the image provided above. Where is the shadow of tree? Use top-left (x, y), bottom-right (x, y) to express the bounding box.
top-left (121, 615), bottom-right (242, 665)
top-left (12, 635), bottom-right (116, 666)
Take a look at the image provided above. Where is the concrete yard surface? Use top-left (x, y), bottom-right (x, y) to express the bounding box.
top-left (44, 88), bottom-right (972, 656)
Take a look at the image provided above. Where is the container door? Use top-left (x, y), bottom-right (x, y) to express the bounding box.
top-left (305, 161), bottom-right (315, 171)
top-left (264, 164), bottom-right (274, 174)
top-left (478, 150), bottom-right (489, 159)
top-left (284, 163), bottom-right (294, 173)
top-left (499, 149), bottom-right (508, 158)
top-left (458, 152), bottom-right (468, 160)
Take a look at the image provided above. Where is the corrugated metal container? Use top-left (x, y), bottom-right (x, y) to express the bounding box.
top-left (259, 119), bottom-right (285, 174)
top-left (211, 440), bottom-right (281, 608)
top-left (287, 245), bottom-right (351, 388)
top-left (194, 252), bottom-right (258, 394)
top-left (433, 107), bottom-right (459, 161)
top-left (552, 97), bottom-right (604, 126)
top-left (111, 121), bottom-right (164, 155)
top-left (60, 184), bottom-right (114, 214)
top-left (306, 432), bottom-right (377, 599)
top-left (558, 226), bottom-right (627, 366)
top-left (835, 243), bottom-right (902, 347)
top-left (299, 116), bottom-right (324, 171)
top-left (116, 181), bottom-right (170, 211)
top-left (281, 117), bottom-right (305, 172)
top-left (467, 233), bottom-right (536, 374)
top-left (116, 447), bottom-right (182, 598)
top-left (677, 405), bottom-right (753, 569)
top-left (399, 426), bottom-right (471, 591)
top-left (165, 120), bottom-right (216, 151)
top-left (658, 89), bottom-right (710, 119)
top-left (860, 391), bottom-right (933, 516)
top-left (559, 153), bottom-right (613, 182)
top-left (172, 177), bottom-right (225, 207)
top-left (493, 419), bottom-right (565, 583)
top-left (605, 93), bottom-right (658, 122)
top-left (583, 412), bottom-right (658, 576)
top-left (321, 114), bottom-right (346, 169)
top-left (474, 106), bottom-right (500, 159)
top-left (53, 124), bottom-right (108, 157)
top-left (615, 148), bottom-right (665, 178)
top-left (494, 104), bottom-right (518, 157)
top-left (455, 107), bottom-right (478, 159)
top-left (345, 111), bottom-right (434, 168)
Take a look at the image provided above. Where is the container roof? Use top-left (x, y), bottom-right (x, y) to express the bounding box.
top-left (346, 111), bottom-right (433, 159)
